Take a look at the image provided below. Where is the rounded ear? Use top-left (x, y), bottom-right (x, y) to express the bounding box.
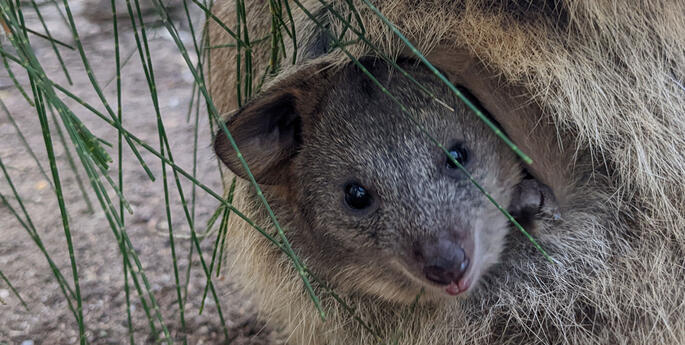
top-left (213, 64), bottom-right (332, 185)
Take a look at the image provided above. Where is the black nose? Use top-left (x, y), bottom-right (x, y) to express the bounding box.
top-left (417, 239), bottom-right (470, 285)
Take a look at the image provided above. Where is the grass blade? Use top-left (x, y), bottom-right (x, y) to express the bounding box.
top-left (29, 0), bottom-right (73, 84)
top-left (359, 0), bottom-right (532, 164)
top-left (0, 99), bottom-right (54, 190)
top-left (0, 269), bottom-right (29, 311)
top-left (48, 105), bottom-right (95, 213)
top-left (171, 0), bottom-right (326, 320)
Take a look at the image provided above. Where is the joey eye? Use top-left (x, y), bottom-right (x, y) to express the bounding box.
top-left (446, 143), bottom-right (469, 169)
top-left (344, 183), bottom-right (373, 210)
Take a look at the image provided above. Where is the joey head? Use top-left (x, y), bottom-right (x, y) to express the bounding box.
top-left (215, 58), bottom-right (552, 303)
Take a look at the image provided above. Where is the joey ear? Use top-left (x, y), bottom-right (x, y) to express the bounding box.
top-left (213, 65), bottom-right (331, 185)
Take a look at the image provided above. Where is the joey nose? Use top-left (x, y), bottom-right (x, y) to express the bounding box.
top-left (419, 240), bottom-right (470, 285)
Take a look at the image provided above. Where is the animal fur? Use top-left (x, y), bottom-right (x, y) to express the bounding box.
top-left (207, 1), bottom-right (685, 344)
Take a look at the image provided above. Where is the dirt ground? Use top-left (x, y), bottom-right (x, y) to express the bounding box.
top-left (0, 2), bottom-right (276, 344)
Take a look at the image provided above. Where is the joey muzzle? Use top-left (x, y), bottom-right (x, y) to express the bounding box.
top-left (414, 232), bottom-right (472, 295)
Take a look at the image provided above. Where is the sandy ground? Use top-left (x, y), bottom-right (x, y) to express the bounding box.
top-left (0, 2), bottom-right (275, 344)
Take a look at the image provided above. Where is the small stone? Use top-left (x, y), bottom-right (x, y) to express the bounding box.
top-left (21, 340), bottom-right (35, 345)
top-left (34, 180), bottom-right (48, 191)
top-left (0, 289), bottom-right (9, 299)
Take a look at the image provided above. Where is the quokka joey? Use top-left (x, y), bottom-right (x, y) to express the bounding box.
top-left (208, 1), bottom-right (684, 343)
top-left (214, 59), bottom-right (562, 343)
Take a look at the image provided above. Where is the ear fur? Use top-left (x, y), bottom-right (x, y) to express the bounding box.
top-left (213, 64), bottom-right (332, 185)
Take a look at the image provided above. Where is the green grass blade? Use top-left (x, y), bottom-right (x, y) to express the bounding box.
top-left (2, 7), bottom-right (167, 340)
top-left (1, 4), bottom-right (87, 341)
top-left (49, 78), bottom-right (288, 251)
top-left (29, 0), bottom-right (73, 84)
top-left (33, 83), bottom-right (87, 345)
top-left (0, 269), bottom-right (29, 311)
top-left (48, 105), bottom-right (95, 213)
top-left (4, 37), bottom-right (300, 283)
top-left (110, 0), bottom-right (136, 342)
top-left (198, 204), bottom-right (229, 314)
top-left (359, 0), bottom-right (532, 165)
top-left (317, 0), bottom-right (454, 111)
top-left (80, 157), bottom-right (162, 340)
top-left (0, 47), bottom-right (157, 187)
top-left (189, 0), bottom-right (248, 47)
top-left (47, 0), bottom-right (68, 28)
top-left (174, 0), bottom-right (326, 320)
top-left (57, 0), bottom-right (156, 180)
top-left (0, 157), bottom-right (80, 316)
top-left (0, 99), bottom-right (54, 190)
top-left (215, 176), bottom-right (236, 276)
top-left (9, 23), bottom-right (74, 50)
top-left (2, 53), bottom-right (35, 106)
top-left (123, 0), bottom-right (191, 341)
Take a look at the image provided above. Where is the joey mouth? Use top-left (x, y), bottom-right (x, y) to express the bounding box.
top-left (423, 266), bottom-right (474, 297)
top-left (393, 258), bottom-right (474, 299)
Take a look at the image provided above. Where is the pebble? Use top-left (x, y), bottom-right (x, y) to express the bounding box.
top-left (0, 289), bottom-right (9, 299)
top-left (33, 180), bottom-right (48, 191)
top-left (21, 340), bottom-right (34, 345)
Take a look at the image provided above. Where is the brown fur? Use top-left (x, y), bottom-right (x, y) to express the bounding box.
top-left (208, 1), bottom-right (685, 344)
